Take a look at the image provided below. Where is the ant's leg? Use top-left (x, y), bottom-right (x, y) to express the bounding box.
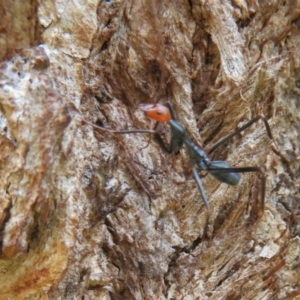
top-left (192, 167), bottom-right (210, 210)
top-left (207, 166), bottom-right (266, 211)
top-left (153, 133), bottom-right (172, 153)
top-left (81, 117), bottom-right (176, 153)
top-left (208, 115), bottom-right (273, 155)
top-left (148, 118), bottom-right (185, 154)
top-left (139, 122), bottom-right (160, 150)
top-left (81, 116), bottom-right (180, 154)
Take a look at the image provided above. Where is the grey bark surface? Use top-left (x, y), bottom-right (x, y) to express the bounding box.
top-left (0, 0), bottom-right (299, 299)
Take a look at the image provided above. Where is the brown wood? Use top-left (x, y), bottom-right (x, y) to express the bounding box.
top-left (0, 0), bottom-right (299, 299)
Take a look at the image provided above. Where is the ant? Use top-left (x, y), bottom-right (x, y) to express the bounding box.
top-left (82, 102), bottom-right (273, 211)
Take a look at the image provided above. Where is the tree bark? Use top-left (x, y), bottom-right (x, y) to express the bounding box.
top-left (0, 0), bottom-right (299, 299)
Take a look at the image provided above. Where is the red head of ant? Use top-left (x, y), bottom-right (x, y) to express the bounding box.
top-left (139, 103), bottom-right (171, 123)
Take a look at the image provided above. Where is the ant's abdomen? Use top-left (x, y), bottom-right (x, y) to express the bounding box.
top-left (208, 161), bottom-right (241, 186)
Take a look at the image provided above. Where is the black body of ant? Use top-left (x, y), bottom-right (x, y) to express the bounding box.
top-left (83, 102), bottom-right (273, 211)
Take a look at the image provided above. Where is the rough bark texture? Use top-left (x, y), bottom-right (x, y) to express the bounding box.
top-left (0, 0), bottom-right (299, 299)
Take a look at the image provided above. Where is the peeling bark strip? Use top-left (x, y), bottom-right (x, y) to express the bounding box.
top-left (0, 0), bottom-right (300, 299)
top-left (202, 0), bottom-right (248, 83)
top-left (0, 47), bottom-right (70, 258)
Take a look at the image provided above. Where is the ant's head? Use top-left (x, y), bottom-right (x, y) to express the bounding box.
top-left (138, 103), bottom-right (171, 122)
